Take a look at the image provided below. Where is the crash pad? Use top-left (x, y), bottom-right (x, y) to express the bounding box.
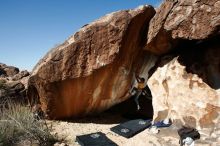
top-left (76, 132), bottom-right (117, 146)
top-left (110, 119), bottom-right (151, 138)
top-left (152, 120), bottom-right (172, 128)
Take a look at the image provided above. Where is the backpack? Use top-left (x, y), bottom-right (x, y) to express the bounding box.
top-left (178, 126), bottom-right (200, 145)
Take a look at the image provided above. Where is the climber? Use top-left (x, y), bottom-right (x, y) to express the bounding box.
top-left (130, 75), bottom-right (151, 110)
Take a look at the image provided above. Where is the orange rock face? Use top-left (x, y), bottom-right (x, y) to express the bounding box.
top-left (27, 6), bottom-right (155, 119)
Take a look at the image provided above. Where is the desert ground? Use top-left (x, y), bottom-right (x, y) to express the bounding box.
top-left (49, 113), bottom-right (217, 146)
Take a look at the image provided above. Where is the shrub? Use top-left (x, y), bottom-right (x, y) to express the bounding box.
top-left (0, 101), bottom-right (58, 146)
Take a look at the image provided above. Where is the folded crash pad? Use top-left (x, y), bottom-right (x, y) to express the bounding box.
top-left (76, 132), bottom-right (118, 146)
top-left (152, 120), bottom-right (172, 128)
top-left (110, 119), bottom-right (152, 138)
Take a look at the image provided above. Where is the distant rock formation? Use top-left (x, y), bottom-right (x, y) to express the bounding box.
top-left (0, 63), bottom-right (19, 77)
top-left (0, 63), bottom-right (30, 103)
top-left (27, 5), bottom-right (155, 119)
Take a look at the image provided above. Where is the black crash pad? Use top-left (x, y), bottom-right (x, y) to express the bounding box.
top-left (110, 119), bottom-right (152, 138)
top-left (76, 132), bottom-right (118, 146)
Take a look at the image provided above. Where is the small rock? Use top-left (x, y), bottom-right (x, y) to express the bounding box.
top-left (12, 70), bottom-right (30, 81)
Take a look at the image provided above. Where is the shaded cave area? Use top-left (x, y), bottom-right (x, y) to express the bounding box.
top-left (149, 35), bottom-right (220, 90)
top-left (105, 86), bottom-right (153, 121)
top-left (65, 92), bottom-right (153, 124)
top-left (176, 35), bottom-right (220, 90)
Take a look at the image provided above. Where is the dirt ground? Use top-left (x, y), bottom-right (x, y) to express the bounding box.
top-left (48, 113), bottom-right (219, 146)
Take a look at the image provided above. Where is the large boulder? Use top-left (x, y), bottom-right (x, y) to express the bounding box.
top-left (27, 6), bottom-right (156, 119)
top-left (145, 0), bottom-right (220, 54)
top-left (148, 37), bottom-right (220, 141)
top-left (144, 0), bottom-right (220, 143)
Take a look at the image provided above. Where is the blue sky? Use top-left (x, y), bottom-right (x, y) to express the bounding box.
top-left (0, 0), bottom-right (162, 71)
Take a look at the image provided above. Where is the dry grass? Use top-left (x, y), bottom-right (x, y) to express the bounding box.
top-left (0, 101), bottom-right (58, 146)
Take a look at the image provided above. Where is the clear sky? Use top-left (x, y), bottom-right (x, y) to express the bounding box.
top-left (0, 0), bottom-right (162, 71)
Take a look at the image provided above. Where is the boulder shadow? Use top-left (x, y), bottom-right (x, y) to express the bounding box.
top-left (149, 35), bottom-right (220, 90)
top-left (66, 92), bottom-right (153, 125)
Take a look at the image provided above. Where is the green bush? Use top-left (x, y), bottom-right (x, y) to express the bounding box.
top-left (0, 102), bottom-right (58, 146)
